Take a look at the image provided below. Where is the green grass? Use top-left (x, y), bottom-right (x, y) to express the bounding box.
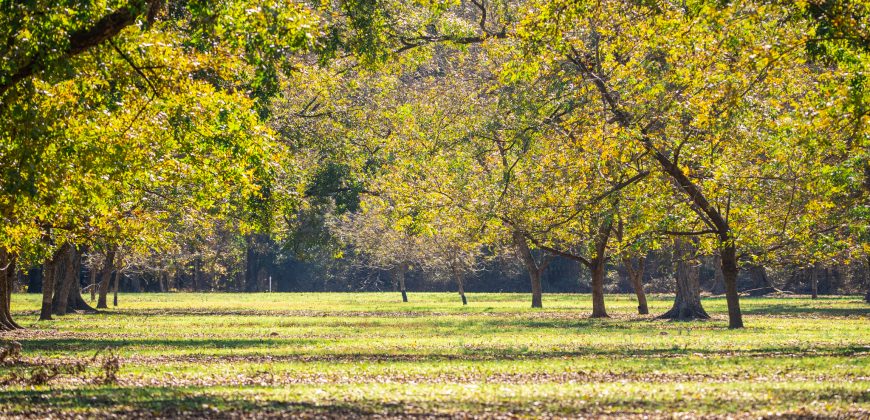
top-left (2, 292), bottom-right (868, 418)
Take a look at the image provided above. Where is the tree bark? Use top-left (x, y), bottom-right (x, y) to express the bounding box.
top-left (113, 270), bottom-right (120, 307)
top-left (659, 239), bottom-right (709, 320)
top-left (52, 245), bottom-right (78, 316)
top-left (193, 258), bottom-right (201, 292)
top-left (513, 230), bottom-right (544, 308)
top-left (0, 249), bottom-right (22, 330)
top-left (720, 243), bottom-right (743, 328)
top-left (589, 220), bottom-right (612, 318)
top-left (39, 246), bottom-right (65, 321)
top-left (453, 267), bottom-right (467, 305)
top-left (396, 264), bottom-right (408, 302)
top-left (97, 250), bottom-right (115, 309)
top-left (625, 257), bottom-right (648, 315)
top-left (590, 257), bottom-right (608, 318)
top-left (811, 265), bottom-right (819, 299)
top-left (90, 265), bottom-right (97, 301)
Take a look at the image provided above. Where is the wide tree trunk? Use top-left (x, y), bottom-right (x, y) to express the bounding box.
top-left (52, 245), bottom-right (78, 316)
top-left (590, 257), bottom-right (608, 318)
top-left (745, 264), bottom-right (775, 296)
top-left (659, 240), bottom-right (709, 320)
top-left (96, 250), bottom-right (115, 309)
top-left (625, 257), bottom-right (648, 315)
top-left (720, 243), bottom-right (743, 328)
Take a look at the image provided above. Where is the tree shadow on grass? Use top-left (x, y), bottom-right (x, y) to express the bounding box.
top-left (10, 338), bottom-right (868, 362)
top-left (739, 303), bottom-right (870, 317)
top-left (0, 386), bottom-right (390, 418)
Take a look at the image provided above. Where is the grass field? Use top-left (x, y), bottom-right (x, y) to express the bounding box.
top-left (1, 292), bottom-right (868, 418)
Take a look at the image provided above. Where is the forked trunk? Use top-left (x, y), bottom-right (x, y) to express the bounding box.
top-left (97, 249), bottom-right (115, 309)
top-left (625, 257), bottom-right (648, 315)
top-left (52, 245), bottom-right (78, 315)
top-left (40, 246), bottom-right (65, 321)
top-left (659, 239), bottom-right (709, 320)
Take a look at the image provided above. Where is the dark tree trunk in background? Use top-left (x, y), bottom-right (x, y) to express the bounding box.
top-left (245, 235), bottom-right (261, 292)
top-left (193, 258), bottom-right (201, 292)
top-left (113, 270), bottom-right (120, 307)
top-left (708, 254), bottom-right (726, 295)
top-left (89, 266), bottom-right (97, 301)
top-left (625, 257), bottom-right (648, 315)
top-left (811, 265), bottom-right (819, 299)
top-left (746, 264), bottom-right (775, 296)
top-left (27, 268), bottom-right (42, 293)
top-left (865, 256), bottom-right (870, 304)
top-left (97, 249), bottom-right (115, 309)
top-left (453, 267), bottom-right (467, 305)
top-left (395, 264), bottom-right (408, 302)
top-left (659, 239), bottom-right (709, 320)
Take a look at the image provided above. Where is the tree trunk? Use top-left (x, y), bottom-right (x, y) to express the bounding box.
top-left (590, 257), bottom-right (608, 318)
top-left (113, 269), bottom-right (120, 307)
top-left (530, 270), bottom-right (543, 308)
top-left (659, 239), bottom-right (709, 320)
top-left (89, 265), bottom-right (97, 301)
top-left (746, 264), bottom-right (775, 296)
top-left (625, 257), bottom-right (648, 315)
top-left (453, 267), bottom-right (467, 305)
top-left (40, 246), bottom-right (65, 321)
top-left (513, 230), bottom-right (544, 308)
top-left (193, 258), bottom-right (201, 292)
top-left (396, 264), bottom-right (408, 303)
top-left (590, 219), bottom-right (612, 318)
top-left (720, 243), bottom-right (743, 328)
top-left (245, 236), bottom-right (259, 292)
top-left (53, 245), bottom-right (78, 316)
top-left (97, 250), bottom-right (115, 309)
top-left (811, 265), bottom-right (818, 299)
top-left (66, 247), bottom-right (96, 314)
top-left (0, 249), bottom-right (22, 330)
